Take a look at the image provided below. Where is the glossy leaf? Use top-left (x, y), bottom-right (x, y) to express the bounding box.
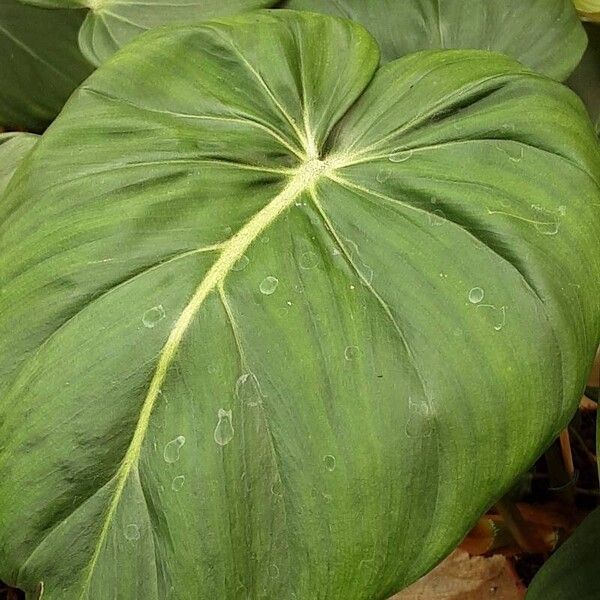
top-left (0, 10), bottom-right (599, 600)
top-left (281, 0), bottom-right (586, 80)
top-left (0, 133), bottom-right (38, 198)
top-left (569, 23), bottom-right (600, 131)
top-left (0, 0), bottom-right (92, 131)
top-left (21, 0), bottom-right (278, 66)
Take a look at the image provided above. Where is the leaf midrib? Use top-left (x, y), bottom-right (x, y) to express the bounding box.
top-left (76, 156), bottom-right (338, 596)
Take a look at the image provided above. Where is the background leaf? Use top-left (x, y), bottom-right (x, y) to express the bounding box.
top-left (0, 0), bottom-right (92, 131)
top-left (569, 22), bottom-right (600, 132)
top-left (574, 0), bottom-right (600, 21)
top-left (0, 11), bottom-right (599, 600)
top-left (525, 506), bottom-right (600, 599)
top-left (280, 0), bottom-right (586, 80)
top-left (21, 0), bottom-right (278, 65)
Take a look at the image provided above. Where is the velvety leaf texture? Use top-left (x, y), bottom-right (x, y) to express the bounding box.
top-left (0, 10), bottom-right (599, 600)
top-left (281, 0), bottom-right (586, 80)
top-left (0, 0), bottom-right (92, 131)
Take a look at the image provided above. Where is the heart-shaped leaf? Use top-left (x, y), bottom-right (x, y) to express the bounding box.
top-left (0, 133), bottom-right (37, 197)
top-left (21, 0), bottom-right (278, 65)
top-left (0, 0), bottom-right (92, 131)
top-left (281, 0), bottom-right (586, 80)
top-left (0, 10), bottom-right (599, 600)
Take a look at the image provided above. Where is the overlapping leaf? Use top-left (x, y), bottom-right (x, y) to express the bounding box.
top-left (0, 0), bottom-right (92, 131)
top-left (0, 10), bottom-right (599, 600)
top-left (281, 0), bottom-right (586, 80)
top-left (21, 0), bottom-right (277, 65)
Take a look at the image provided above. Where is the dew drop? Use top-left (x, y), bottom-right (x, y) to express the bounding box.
top-left (405, 399), bottom-right (435, 438)
top-left (235, 372), bottom-right (262, 407)
top-left (232, 255), bottom-right (250, 272)
top-left (389, 149), bottom-right (414, 163)
top-left (142, 305), bottom-right (165, 328)
top-left (344, 345), bottom-right (360, 361)
top-left (259, 276), bottom-right (279, 295)
top-left (468, 287), bottom-right (484, 304)
top-left (271, 478), bottom-right (283, 497)
top-left (299, 251), bottom-right (319, 270)
top-left (324, 455), bottom-right (336, 471)
top-left (124, 523), bottom-right (140, 541)
top-left (214, 409), bottom-right (234, 446)
top-left (163, 435), bottom-right (185, 463)
top-left (269, 564), bottom-right (280, 579)
top-left (171, 475), bottom-right (185, 492)
top-left (476, 304), bottom-right (507, 331)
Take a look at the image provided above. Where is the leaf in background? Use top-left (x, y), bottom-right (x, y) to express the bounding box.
top-left (526, 347), bottom-right (600, 600)
top-left (0, 10), bottom-right (599, 600)
top-left (281, 0), bottom-right (586, 80)
top-left (569, 22), bottom-right (600, 132)
top-left (0, 133), bottom-right (37, 197)
top-left (0, 0), bottom-right (92, 131)
top-left (574, 0), bottom-right (600, 21)
top-left (526, 506), bottom-right (600, 599)
top-left (21, 0), bottom-right (278, 66)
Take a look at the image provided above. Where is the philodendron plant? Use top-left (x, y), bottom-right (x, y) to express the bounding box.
top-left (0, 8), bottom-right (600, 600)
top-left (1, 8), bottom-right (599, 599)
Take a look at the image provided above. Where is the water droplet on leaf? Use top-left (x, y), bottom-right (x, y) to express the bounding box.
top-left (299, 251), bottom-right (319, 270)
top-left (259, 276), bottom-right (279, 295)
top-left (142, 305), bottom-right (165, 328)
top-left (389, 149), bottom-right (414, 163)
top-left (405, 399), bottom-right (435, 437)
top-left (124, 524), bottom-right (140, 540)
top-left (468, 287), bottom-right (484, 304)
top-left (214, 409), bottom-right (234, 446)
top-left (344, 345), bottom-right (360, 361)
top-left (171, 475), bottom-right (185, 491)
top-left (324, 455), bottom-right (336, 471)
top-left (232, 255), bottom-right (250, 271)
top-left (235, 373), bottom-right (262, 407)
top-left (163, 435), bottom-right (185, 463)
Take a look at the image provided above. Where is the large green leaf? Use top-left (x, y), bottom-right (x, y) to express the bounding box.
top-left (21, 0), bottom-right (278, 66)
top-left (281, 0), bottom-right (586, 80)
top-left (0, 0), bottom-right (92, 131)
top-left (569, 23), bottom-right (600, 132)
top-left (0, 10), bottom-right (599, 600)
top-left (0, 133), bottom-right (38, 198)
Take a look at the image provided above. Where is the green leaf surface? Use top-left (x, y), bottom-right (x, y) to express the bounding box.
top-left (0, 10), bottom-right (599, 600)
top-left (0, 0), bottom-right (92, 131)
top-left (280, 0), bottom-right (586, 80)
top-left (569, 23), bottom-right (600, 132)
top-left (526, 506), bottom-right (600, 599)
top-left (0, 133), bottom-right (38, 198)
top-left (22, 0), bottom-right (278, 66)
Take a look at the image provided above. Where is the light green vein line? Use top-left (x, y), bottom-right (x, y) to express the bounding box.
top-left (77, 158), bottom-right (330, 597)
